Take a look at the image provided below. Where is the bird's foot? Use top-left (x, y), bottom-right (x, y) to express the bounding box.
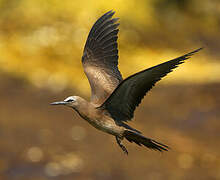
top-left (116, 136), bottom-right (128, 155)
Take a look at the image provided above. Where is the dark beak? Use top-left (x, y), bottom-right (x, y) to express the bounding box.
top-left (50, 101), bottom-right (68, 105)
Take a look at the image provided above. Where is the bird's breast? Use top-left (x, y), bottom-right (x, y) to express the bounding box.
top-left (75, 105), bottom-right (124, 137)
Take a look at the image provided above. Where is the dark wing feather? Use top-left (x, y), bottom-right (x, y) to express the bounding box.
top-left (82, 10), bottom-right (122, 105)
top-left (100, 48), bottom-right (202, 122)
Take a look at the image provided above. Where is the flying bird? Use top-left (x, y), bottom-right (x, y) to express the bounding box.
top-left (51, 10), bottom-right (202, 154)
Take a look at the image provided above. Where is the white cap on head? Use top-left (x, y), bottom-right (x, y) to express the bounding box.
top-left (64, 96), bottom-right (76, 102)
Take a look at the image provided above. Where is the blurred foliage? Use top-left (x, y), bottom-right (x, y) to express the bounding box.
top-left (0, 0), bottom-right (220, 180)
top-left (0, 0), bottom-right (220, 95)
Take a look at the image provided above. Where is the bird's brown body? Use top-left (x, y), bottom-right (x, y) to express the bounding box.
top-left (51, 10), bottom-right (202, 154)
top-left (73, 97), bottom-right (124, 137)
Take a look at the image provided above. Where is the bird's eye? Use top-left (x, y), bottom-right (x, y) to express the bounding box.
top-left (66, 99), bottom-right (74, 102)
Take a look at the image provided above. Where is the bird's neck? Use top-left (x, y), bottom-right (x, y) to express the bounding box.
top-left (73, 97), bottom-right (97, 120)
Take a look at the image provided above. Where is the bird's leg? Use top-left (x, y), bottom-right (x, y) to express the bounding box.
top-left (115, 136), bottom-right (128, 155)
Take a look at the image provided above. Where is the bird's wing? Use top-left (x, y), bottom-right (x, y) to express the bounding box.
top-left (100, 48), bottom-right (202, 122)
top-left (82, 10), bottom-right (122, 105)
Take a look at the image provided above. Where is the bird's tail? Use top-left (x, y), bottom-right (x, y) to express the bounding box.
top-left (124, 130), bottom-right (169, 152)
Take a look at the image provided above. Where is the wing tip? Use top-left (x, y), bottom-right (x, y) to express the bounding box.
top-left (186, 47), bottom-right (203, 57)
top-left (176, 47), bottom-right (203, 63)
top-left (191, 47), bottom-right (203, 53)
top-left (109, 9), bottom-right (116, 14)
top-left (105, 10), bottom-right (116, 17)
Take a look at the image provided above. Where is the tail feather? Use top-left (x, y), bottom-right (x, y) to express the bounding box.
top-left (124, 130), bottom-right (169, 152)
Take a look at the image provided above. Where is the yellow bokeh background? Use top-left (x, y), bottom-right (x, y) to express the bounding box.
top-left (0, 0), bottom-right (220, 180)
top-left (0, 0), bottom-right (220, 95)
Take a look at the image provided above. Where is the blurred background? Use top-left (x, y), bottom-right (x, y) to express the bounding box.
top-left (0, 0), bottom-right (220, 179)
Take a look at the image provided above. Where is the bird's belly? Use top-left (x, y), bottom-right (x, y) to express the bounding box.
top-left (87, 119), bottom-right (123, 137)
top-left (78, 111), bottom-right (123, 136)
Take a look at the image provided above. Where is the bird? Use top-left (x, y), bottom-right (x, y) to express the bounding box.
top-left (51, 10), bottom-right (202, 154)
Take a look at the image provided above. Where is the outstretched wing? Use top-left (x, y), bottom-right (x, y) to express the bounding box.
top-left (100, 48), bottom-right (202, 122)
top-left (82, 10), bottom-right (122, 105)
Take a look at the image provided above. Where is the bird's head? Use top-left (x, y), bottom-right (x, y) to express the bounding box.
top-left (50, 96), bottom-right (79, 108)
